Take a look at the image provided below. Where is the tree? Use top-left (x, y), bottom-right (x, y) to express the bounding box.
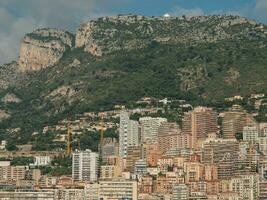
top-left (235, 132), bottom-right (243, 141)
top-left (6, 141), bottom-right (18, 151)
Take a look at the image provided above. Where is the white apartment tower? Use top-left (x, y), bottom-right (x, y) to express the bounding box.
top-left (139, 117), bottom-right (167, 144)
top-left (72, 149), bottom-right (99, 182)
top-left (172, 184), bottom-right (189, 200)
top-left (243, 126), bottom-right (259, 142)
top-left (119, 110), bottom-right (139, 158)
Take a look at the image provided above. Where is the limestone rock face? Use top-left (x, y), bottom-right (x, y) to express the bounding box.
top-left (75, 21), bottom-right (102, 56)
top-left (46, 85), bottom-right (76, 100)
top-left (14, 15), bottom-right (266, 72)
top-left (1, 93), bottom-right (21, 103)
top-left (0, 110), bottom-right (10, 122)
top-left (75, 15), bottom-right (153, 56)
top-left (18, 28), bottom-right (74, 72)
top-left (75, 15), bottom-right (263, 57)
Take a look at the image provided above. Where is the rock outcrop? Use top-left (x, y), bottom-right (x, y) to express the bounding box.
top-left (17, 15), bottom-right (264, 69)
top-left (18, 28), bottom-right (74, 72)
top-left (0, 63), bottom-right (22, 90)
top-left (75, 15), bottom-right (264, 57)
top-left (1, 93), bottom-right (21, 103)
top-left (75, 15), bottom-right (154, 56)
top-left (0, 14), bottom-right (267, 144)
top-left (0, 110), bottom-right (10, 122)
top-left (46, 85), bottom-right (76, 101)
top-left (75, 21), bottom-right (102, 56)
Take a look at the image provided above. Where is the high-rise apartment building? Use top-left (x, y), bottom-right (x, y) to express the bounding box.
top-left (98, 179), bottom-right (138, 200)
top-left (84, 179), bottom-right (137, 200)
top-left (243, 126), bottom-right (259, 142)
top-left (119, 110), bottom-right (139, 158)
top-left (135, 159), bottom-right (147, 175)
top-left (142, 144), bottom-right (161, 167)
top-left (205, 164), bottom-right (218, 181)
top-left (126, 146), bottom-right (142, 173)
top-left (85, 182), bottom-right (99, 200)
top-left (100, 165), bottom-right (121, 180)
top-left (158, 122), bottom-right (190, 153)
top-left (259, 137), bottom-right (267, 155)
top-left (172, 184), bottom-right (189, 200)
top-left (201, 139), bottom-right (239, 164)
top-left (0, 161), bottom-right (27, 181)
top-left (72, 149), bottom-right (99, 182)
top-left (182, 107), bottom-right (217, 148)
top-left (184, 161), bottom-right (205, 183)
top-left (218, 153), bottom-right (239, 179)
top-left (230, 174), bottom-right (259, 200)
top-left (101, 138), bottom-right (119, 164)
top-left (222, 107), bottom-right (255, 139)
top-left (139, 117), bottom-right (167, 144)
top-left (139, 175), bottom-right (153, 194)
top-left (259, 181), bottom-right (267, 200)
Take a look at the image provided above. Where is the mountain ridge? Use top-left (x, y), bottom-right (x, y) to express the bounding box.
top-left (0, 14), bottom-right (267, 144)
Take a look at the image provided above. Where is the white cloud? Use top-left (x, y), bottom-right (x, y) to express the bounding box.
top-left (254, 0), bottom-right (267, 23)
top-left (0, 8), bottom-right (40, 65)
top-left (0, 0), bottom-right (130, 65)
top-left (171, 6), bottom-right (204, 17)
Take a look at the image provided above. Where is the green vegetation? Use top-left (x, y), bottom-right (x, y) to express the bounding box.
top-left (40, 156), bottom-right (72, 176)
top-left (31, 131), bottom-right (65, 151)
top-left (11, 157), bottom-right (34, 166)
top-left (5, 141), bottom-right (18, 151)
top-left (255, 104), bottom-right (267, 122)
top-left (235, 132), bottom-right (243, 141)
top-left (73, 128), bottom-right (118, 152)
top-left (1, 15), bottom-right (267, 147)
top-left (0, 157), bottom-right (34, 166)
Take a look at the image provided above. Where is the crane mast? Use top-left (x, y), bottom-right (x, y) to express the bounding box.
top-left (66, 121), bottom-right (72, 156)
top-left (100, 115), bottom-right (104, 161)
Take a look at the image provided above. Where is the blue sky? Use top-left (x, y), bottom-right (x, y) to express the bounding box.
top-left (0, 0), bottom-right (266, 64)
top-left (114, 0), bottom-right (254, 16)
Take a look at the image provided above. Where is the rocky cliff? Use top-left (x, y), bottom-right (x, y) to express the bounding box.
top-left (75, 15), bottom-right (265, 56)
top-left (17, 15), bottom-right (266, 71)
top-left (0, 15), bottom-right (267, 144)
top-left (18, 28), bottom-right (74, 72)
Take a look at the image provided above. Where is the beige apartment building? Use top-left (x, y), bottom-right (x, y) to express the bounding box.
top-left (182, 107), bottom-right (217, 148)
top-left (98, 179), bottom-right (138, 200)
top-left (0, 165), bottom-right (27, 181)
top-left (158, 122), bottom-right (191, 153)
top-left (222, 107), bottom-right (255, 139)
top-left (201, 138), bottom-right (239, 164)
top-left (100, 165), bottom-right (122, 180)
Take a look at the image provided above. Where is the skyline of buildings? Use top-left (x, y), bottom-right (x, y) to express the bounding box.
top-left (0, 102), bottom-right (267, 199)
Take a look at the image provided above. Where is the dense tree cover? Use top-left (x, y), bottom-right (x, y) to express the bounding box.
top-left (40, 156), bottom-right (72, 176)
top-left (74, 128), bottom-right (118, 152)
top-left (5, 141), bottom-right (18, 151)
top-left (0, 29), bottom-right (267, 147)
top-left (31, 131), bottom-right (65, 151)
top-left (11, 157), bottom-right (34, 165)
top-left (51, 156), bottom-right (72, 166)
top-left (0, 157), bottom-right (34, 166)
top-left (255, 104), bottom-right (267, 122)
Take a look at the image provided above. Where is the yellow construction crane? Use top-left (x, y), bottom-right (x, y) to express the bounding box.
top-left (99, 114), bottom-right (104, 160)
top-left (66, 121), bottom-right (72, 156)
